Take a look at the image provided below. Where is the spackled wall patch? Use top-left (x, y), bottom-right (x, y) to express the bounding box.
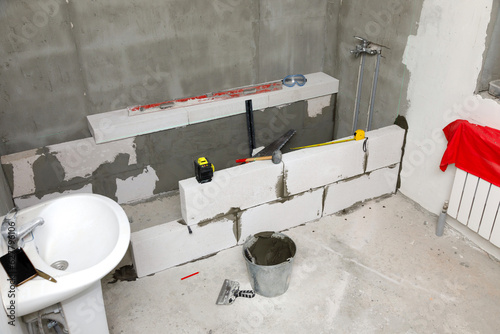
top-left (116, 166), bottom-right (159, 204)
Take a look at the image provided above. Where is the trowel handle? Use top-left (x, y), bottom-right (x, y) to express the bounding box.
top-left (237, 290), bottom-right (255, 299)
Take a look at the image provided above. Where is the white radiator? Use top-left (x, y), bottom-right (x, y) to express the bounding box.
top-left (448, 168), bottom-right (500, 247)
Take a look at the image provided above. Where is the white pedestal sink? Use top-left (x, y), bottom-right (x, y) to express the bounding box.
top-left (0, 193), bottom-right (130, 333)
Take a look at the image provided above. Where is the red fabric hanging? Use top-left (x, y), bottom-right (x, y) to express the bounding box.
top-left (440, 119), bottom-right (500, 188)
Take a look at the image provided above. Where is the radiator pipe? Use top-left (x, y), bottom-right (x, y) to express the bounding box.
top-left (436, 200), bottom-right (449, 236)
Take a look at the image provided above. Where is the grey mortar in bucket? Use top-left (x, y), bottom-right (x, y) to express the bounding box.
top-left (242, 231), bottom-right (297, 297)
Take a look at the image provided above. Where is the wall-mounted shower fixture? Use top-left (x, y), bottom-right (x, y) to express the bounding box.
top-left (350, 36), bottom-right (389, 133)
top-left (351, 36), bottom-right (379, 57)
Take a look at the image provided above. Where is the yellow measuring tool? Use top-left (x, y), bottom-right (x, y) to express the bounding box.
top-left (291, 129), bottom-right (365, 150)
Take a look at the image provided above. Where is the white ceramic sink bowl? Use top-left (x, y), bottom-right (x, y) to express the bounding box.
top-left (0, 193), bottom-right (130, 316)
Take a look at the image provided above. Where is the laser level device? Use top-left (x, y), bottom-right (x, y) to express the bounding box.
top-left (194, 157), bottom-right (214, 183)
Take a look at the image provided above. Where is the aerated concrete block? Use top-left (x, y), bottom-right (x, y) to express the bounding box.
top-left (238, 188), bottom-right (324, 244)
top-left (87, 107), bottom-right (189, 144)
top-left (364, 125), bottom-right (405, 172)
top-left (323, 164), bottom-right (399, 216)
top-left (282, 139), bottom-right (365, 196)
top-left (187, 93), bottom-right (269, 124)
top-left (131, 216), bottom-right (237, 278)
top-left (180, 161), bottom-right (283, 225)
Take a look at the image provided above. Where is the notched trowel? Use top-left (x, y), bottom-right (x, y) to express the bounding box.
top-left (216, 279), bottom-right (255, 305)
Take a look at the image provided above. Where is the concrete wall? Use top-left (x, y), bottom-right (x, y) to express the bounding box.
top-left (329, 0), bottom-right (500, 216)
top-left (478, 2), bottom-right (500, 92)
top-left (332, 0), bottom-right (424, 138)
top-left (0, 169), bottom-right (14, 216)
top-left (2, 0), bottom-right (500, 217)
top-left (1, 95), bottom-right (336, 207)
top-left (0, 0), bottom-right (334, 156)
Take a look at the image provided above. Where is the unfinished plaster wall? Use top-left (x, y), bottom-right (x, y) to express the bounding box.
top-left (0, 169), bottom-right (13, 215)
top-left (2, 96), bottom-right (336, 207)
top-left (478, 2), bottom-right (500, 92)
top-left (0, 0), bottom-right (333, 156)
top-left (332, 0), bottom-right (424, 139)
top-left (399, 0), bottom-right (500, 214)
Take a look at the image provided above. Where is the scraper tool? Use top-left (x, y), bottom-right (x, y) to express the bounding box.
top-left (216, 279), bottom-right (255, 305)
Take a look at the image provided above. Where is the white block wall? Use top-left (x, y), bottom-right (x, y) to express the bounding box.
top-left (323, 165), bottom-right (400, 216)
top-left (132, 125), bottom-right (405, 276)
top-left (282, 139), bottom-right (365, 196)
top-left (88, 72), bottom-right (340, 144)
top-left (238, 188), bottom-right (324, 244)
top-left (3, 73), bottom-right (340, 208)
top-left (131, 216), bottom-right (237, 278)
top-left (364, 125), bottom-right (405, 172)
top-left (180, 161), bottom-right (283, 225)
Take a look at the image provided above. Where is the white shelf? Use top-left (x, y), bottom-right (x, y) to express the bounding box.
top-left (87, 72), bottom-right (339, 144)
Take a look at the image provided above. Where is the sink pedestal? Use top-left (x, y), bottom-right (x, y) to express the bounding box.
top-left (61, 281), bottom-right (109, 334)
top-left (0, 281), bottom-right (109, 334)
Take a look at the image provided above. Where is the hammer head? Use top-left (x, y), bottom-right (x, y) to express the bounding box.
top-left (271, 150), bottom-right (282, 164)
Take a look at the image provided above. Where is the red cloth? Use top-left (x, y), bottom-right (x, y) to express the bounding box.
top-left (440, 120), bottom-right (500, 188)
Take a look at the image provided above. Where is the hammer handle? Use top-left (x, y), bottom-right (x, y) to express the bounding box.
top-left (236, 156), bottom-right (272, 163)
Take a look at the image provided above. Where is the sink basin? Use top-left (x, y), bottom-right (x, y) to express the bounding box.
top-left (0, 193), bottom-right (130, 316)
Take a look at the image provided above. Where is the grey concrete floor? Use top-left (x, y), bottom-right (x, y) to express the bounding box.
top-left (102, 192), bottom-right (500, 334)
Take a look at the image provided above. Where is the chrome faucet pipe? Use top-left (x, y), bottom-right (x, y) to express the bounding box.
top-left (1, 207), bottom-right (45, 249)
top-left (16, 217), bottom-right (45, 244)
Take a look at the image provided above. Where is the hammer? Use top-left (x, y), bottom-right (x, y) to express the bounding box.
top-left (236, 150), bottom-right (282, 164)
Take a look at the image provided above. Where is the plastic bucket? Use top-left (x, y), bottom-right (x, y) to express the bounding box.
top-left (242, 231), bottom-right (296, 297)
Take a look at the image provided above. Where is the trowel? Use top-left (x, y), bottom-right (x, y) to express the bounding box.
top-left (216, 279), bottom-right (255, 305)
